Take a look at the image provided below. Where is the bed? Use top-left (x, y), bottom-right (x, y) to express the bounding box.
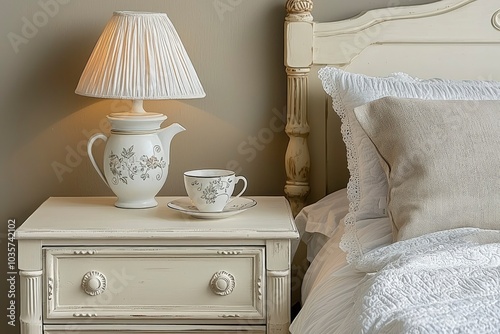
top-left (283, 0), bottom-right (500, 332)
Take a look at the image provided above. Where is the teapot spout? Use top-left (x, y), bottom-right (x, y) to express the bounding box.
top-left (158, 123), bottom-right (186, 165)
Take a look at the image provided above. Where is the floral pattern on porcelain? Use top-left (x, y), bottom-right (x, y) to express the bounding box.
top-left (191, 178), bottom-right (234, 204)
top-left (108, 145), bottom-right (166, 185)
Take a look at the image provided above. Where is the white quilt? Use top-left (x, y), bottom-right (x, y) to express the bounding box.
top-left (335, 228), bottom-right (500, 333)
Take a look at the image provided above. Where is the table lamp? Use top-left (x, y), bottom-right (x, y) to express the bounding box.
top-left (76, 11), bottom-right (205, 208)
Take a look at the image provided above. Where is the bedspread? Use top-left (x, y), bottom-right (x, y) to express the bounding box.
top-left (336, 228), bottom-right (500, 333)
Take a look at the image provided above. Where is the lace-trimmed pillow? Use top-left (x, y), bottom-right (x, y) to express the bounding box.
top-left (317, 67), bottom-right (500, 261)
top-left (354, 97), bottom-right (500, 241)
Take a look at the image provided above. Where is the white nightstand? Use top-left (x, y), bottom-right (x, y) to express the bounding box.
top-left (15, 196), bottom-right (299, 334)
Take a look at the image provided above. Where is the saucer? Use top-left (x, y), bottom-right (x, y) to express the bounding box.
top-left (167, 197), bottom-right (257, 219)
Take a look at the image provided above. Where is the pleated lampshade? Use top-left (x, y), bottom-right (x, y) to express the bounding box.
top-left (75, 11), bottom-right (205, 101)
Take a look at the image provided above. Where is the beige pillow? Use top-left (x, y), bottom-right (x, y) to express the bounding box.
top-left (354, 97), bottom-right (500, 241)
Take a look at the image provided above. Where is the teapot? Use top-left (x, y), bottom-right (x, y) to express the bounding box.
top-left (87, 113), bottom-right (185, 208)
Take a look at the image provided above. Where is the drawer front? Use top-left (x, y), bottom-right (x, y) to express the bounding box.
top-left (44, 325), bottom-right (266, 333)
top-left (45, 247), bottom-right (265, 321)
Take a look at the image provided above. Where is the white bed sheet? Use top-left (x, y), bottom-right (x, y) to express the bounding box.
top-left (291, 215), bottom-right (392, 332)
top-left (293, 188), bottom-right (349, 262)
top-left (290, 229), bottom-right (362, 333)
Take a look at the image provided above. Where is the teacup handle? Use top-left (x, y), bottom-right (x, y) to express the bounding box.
top-left (228, 176), bottom-right (248, 204)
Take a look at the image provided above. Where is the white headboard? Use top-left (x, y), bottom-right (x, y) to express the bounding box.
top-left (283, 0), bottom-right (500, 215)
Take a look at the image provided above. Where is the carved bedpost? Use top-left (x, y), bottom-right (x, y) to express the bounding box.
top-left (284, 0), bottom-right (313, 216)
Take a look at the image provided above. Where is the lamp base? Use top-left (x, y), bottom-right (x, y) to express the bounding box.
top-left (107, 112), bottom-right (167, 132)
top-left (114, 197), bottom-right (159, 209)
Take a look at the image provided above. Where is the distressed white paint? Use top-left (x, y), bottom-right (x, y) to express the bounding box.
top-left (15, 196), bottom-right (299, 334)
top-left (284, 0), bottom-right (500, 207)
top-left (45, 247), bottom-right (265, 320)
top-left (19, 271), bottom-right (43, 334)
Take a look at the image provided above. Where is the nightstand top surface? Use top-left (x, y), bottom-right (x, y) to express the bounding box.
top-left (16, 196), bottom-right (298, 241)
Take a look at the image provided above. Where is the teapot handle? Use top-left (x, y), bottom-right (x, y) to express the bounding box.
top-left (87, 133), bottom-right (109, 187)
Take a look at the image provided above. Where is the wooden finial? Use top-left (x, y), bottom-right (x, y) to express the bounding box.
top-left (285, 0), bottom-right (313, 22)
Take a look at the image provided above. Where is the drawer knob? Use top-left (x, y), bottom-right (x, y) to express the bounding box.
top-left (81, 270), bottom-right (107, 296)
top-left (210, 270), bottom-right (235, 296)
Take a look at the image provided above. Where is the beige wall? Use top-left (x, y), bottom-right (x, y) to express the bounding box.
top-left (1, 0), bottom-right (433, 331)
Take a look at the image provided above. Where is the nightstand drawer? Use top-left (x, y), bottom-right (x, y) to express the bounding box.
top-left (44, 324), bottom-right (266, 333)
top-left (45, 247), bottom-right (265, 321)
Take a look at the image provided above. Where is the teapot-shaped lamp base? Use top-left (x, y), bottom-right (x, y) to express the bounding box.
top-left (87, 99), bottom-right (185, 209)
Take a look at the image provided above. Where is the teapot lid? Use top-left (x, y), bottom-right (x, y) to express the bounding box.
top-left (107, 112), bottom-right (167, 132)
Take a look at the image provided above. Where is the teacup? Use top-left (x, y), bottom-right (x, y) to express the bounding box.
top-left (184, 169), bottom-right (248, 212)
